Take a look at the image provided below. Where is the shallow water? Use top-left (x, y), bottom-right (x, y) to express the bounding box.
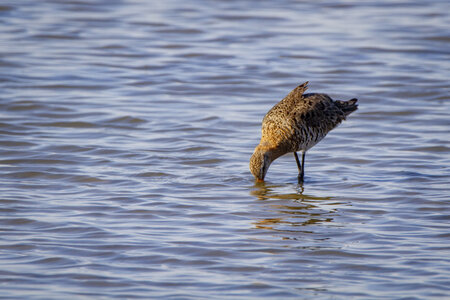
top-left (1, 0), bottom-right (449, 299)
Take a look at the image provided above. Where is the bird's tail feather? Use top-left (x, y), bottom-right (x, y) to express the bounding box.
top-left (336, 98), bottom-right (358, 116)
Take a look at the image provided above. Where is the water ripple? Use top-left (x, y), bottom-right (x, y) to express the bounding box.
top-left (0, 0), bottom-right (449, 299)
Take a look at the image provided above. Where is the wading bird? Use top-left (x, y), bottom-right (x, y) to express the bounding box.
top-left (249, 82), bottom-right (358, 183)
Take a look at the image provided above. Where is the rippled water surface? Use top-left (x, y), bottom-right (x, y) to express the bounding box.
top-left (1, 0), bottom-right (449, 298)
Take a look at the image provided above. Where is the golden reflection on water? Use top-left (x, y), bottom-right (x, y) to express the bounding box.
top-left (250, 182), bottom-right (336, 231)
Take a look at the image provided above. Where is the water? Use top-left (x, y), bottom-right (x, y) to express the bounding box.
top-left (1, 0), bottom-right (449, 298)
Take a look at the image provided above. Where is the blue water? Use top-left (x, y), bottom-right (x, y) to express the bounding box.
top-left (1, 0), bottom-right (449, 298)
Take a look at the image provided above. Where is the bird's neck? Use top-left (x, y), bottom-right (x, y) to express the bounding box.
top-left (256, 141), bottom-right (285, 161)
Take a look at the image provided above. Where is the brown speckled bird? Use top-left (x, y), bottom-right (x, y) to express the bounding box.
top-left (249, 82), bottom-right (358, 183)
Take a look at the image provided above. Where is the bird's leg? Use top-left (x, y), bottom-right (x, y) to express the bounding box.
top-left (300, 151), bottom-right (305, 182)
top-left (294, 152), bottom-right (303, 183)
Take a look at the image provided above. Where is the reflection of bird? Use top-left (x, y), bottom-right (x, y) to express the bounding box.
top-left (249, 82), bottom-right (358, 183)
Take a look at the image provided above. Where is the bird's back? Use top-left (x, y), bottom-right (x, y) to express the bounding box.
top-left (261, 82), bottom-right (357, 154)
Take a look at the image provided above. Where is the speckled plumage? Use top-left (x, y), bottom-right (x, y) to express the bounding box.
top-left (250, 82), bottom-right (358, 181)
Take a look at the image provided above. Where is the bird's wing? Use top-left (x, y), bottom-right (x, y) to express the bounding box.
top-left (263, 81), bottom-right (309, 123)
top-left (260, 82), bottom-right (309, 147)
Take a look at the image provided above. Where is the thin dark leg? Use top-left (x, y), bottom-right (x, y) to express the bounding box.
top-left (294, 152), bottom-right (301, 172)
top-left (300, 151), bottom-right (305, 182)
top-left (294, 152), bottom-right (303, 183)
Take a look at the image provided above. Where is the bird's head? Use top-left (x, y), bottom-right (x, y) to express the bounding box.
top-left (249, 145), bottom-right (273, 182)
